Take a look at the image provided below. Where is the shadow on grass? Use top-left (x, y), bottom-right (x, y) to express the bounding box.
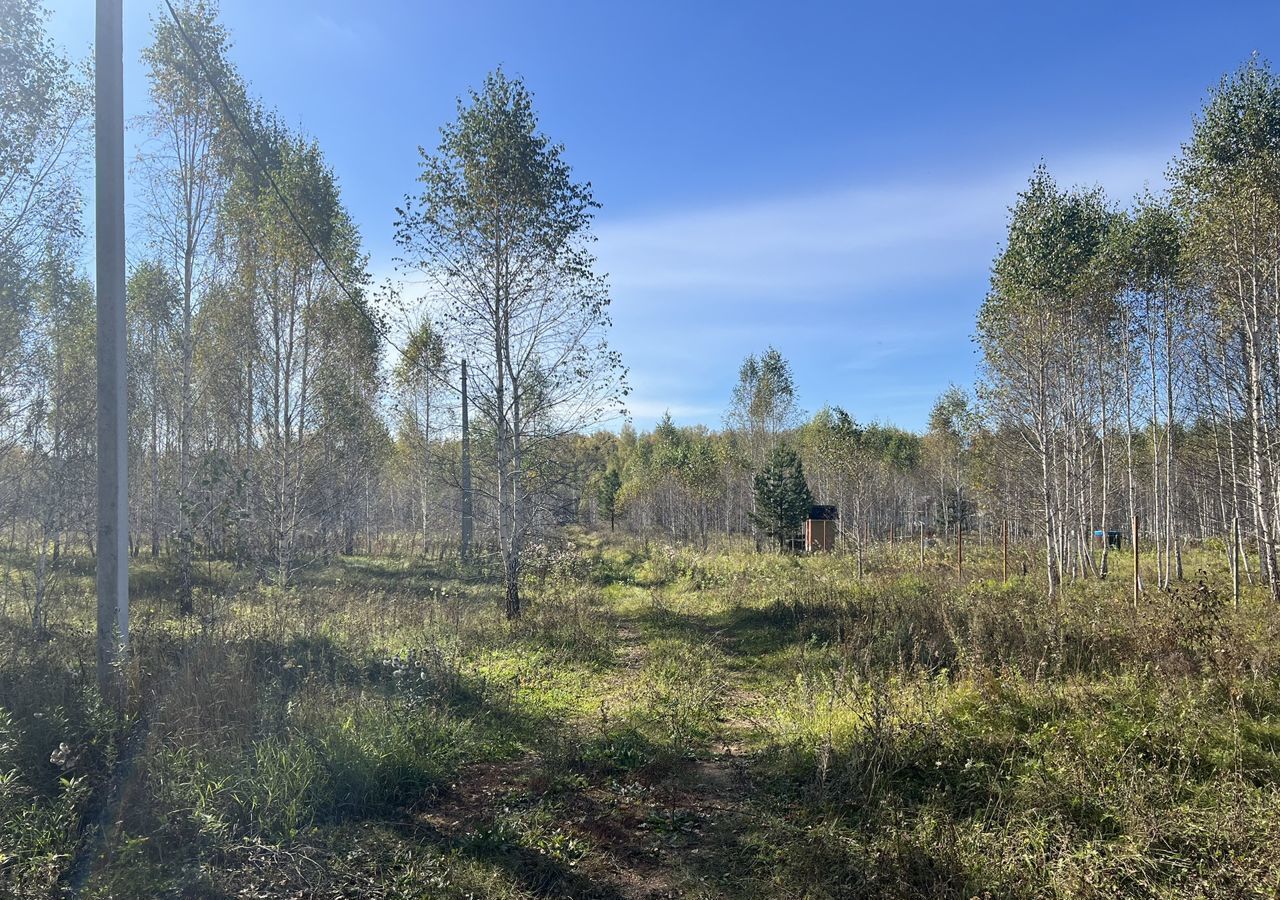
top-left (310, 553), bottom-right (503, 594)
top-left (130, 562), bottom-right (231, 605)
top-left (683, 804), bottom-right (1003, 900)
top-left (454, 826), bottom-right (626, 900)
top-left (626, 597), bottom-right (851, 673)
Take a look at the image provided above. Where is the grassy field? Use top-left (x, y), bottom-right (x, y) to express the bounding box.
top-left (2, 534), bottom-right (1280, 898)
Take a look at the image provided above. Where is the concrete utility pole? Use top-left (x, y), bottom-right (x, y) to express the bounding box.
top-left (460, 358), bottom-right (473, 562)
top-left (96, 0), bottom-right (129, 695)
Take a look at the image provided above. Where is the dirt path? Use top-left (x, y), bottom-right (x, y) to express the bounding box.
top-left (418, 588), bottom-right (762, 899)
top-left (592, 602), bottom-right (757, 898)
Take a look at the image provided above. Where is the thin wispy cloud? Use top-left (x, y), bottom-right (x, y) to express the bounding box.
top-left (624, 400), bottom-right (721, 422)
top-left (594, 146), bottom-right (1173, 300)
top-left (289, 13), bottom-right (379, 54)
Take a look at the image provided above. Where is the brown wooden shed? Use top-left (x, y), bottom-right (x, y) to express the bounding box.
top-left (805, 505), bottom-right (837, 552)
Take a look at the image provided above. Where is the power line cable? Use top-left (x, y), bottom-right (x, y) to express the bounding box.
top-left (162, 0), bottom-right (476, 418)
top-left (162, 0), bottom-right (410, 364)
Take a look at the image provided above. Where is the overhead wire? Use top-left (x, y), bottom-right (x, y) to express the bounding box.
top-left (161, 0), bottom-right (415, 367)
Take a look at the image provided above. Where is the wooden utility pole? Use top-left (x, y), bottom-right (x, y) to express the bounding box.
top-left (460, 358), bottom-right (473, 562)
top-left (96, 0), bottom-right (128, 697)
top-left (1002, 520), bottom-right (1009, 581)
top-left (856, 521), bottom-right (864, 580)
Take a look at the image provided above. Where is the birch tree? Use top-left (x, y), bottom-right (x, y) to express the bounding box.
top-left (978, 168), bottom-right (1109, 599)
top-left (396, 70), bottom-right (625, 618)
top-left (139, 0), bottom-right (233, 611)
top-left (1174, 58), bottom-right (1280, 601)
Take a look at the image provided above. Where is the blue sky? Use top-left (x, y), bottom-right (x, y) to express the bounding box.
top-left (45, 0), bottom-right (1280, 430)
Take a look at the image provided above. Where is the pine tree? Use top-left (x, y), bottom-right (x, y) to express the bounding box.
top-left (596, 467), bottom-right (622, 531)
top-left (751, 445), bottom-right (813, 552)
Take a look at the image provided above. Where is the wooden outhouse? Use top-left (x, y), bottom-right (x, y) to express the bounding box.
top-left (805, 505), bottom-right (837, 552)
